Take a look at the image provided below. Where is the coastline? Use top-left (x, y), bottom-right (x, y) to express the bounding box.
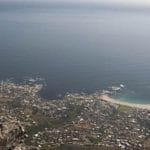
top-left (100, 94), bottom-right (150, 110)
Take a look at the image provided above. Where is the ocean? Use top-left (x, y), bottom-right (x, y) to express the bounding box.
top-left (1, 2), bottom-right (150, 103)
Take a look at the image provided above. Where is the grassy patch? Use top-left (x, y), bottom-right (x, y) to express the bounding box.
top-left (117, 105), bottom-right (131, 113)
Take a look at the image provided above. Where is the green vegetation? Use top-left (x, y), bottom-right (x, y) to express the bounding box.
top-left (47, 145), bottom-right (118, 150)
top-left (117, 105), bottom-right (131, 113)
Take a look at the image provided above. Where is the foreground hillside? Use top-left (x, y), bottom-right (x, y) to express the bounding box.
top-left (0, 81), bottom-right (150, 150)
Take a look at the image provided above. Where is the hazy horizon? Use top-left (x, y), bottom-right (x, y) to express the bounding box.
top-left (1, 0), bottom-right (150, 13)
top-left (1, 0), bottom-right (150, 7)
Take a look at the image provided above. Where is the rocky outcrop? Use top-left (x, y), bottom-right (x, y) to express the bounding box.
top-left (0, 116), bottom-right (25, 150)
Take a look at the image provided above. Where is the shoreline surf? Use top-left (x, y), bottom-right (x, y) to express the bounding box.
top-left (100, 94), bottom-right (150, 110)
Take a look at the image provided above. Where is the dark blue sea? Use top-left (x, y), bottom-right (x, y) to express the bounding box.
top-left (1, 2), bottom-right (150, 103)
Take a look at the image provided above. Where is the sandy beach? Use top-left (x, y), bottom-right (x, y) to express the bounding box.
top-left (100, 94), bottom-right (150, 110)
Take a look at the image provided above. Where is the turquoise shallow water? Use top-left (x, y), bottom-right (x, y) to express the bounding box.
top-left (111, 87), bottom-right (150, 104)
top-left (1, 2), bottom-right (150, 103)
top-left (113, 95), bottom-right (150, 105)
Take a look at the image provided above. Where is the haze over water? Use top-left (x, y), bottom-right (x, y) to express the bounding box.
top-left (1, 2), bottom-right (150, 103)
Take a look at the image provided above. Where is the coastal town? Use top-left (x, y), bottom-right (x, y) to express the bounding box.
top-left (0, 80), bottom-right (150, 150)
